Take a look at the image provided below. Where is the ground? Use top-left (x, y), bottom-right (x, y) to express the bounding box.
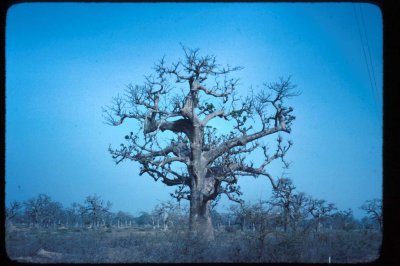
top-left (5, 225), bottom-right (381, 263)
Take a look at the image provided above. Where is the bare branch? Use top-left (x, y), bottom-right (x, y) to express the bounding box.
top-left (104, 46), bottom-right (299, 221)
top-left (102, 95), bottom-right (144, 126)
top-left (201, 109), bottom-right (225, 126)
top-left (205, 126), bottom-right (288, 165)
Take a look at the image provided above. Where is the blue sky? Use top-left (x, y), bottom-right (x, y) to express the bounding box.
top-left (5, 2), bottom-right (382, 218)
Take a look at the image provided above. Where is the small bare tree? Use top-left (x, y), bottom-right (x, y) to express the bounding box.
top-left (360, 199), bottom-right (382, 232)
top-left (290, 192), bottom-right (309, 233)
top-left (330, 208), bottom-right (356, 231)
top-left (23, 194), bottom-right (62, 228)
top-left (103, 46), bottom-right (299, 239)
top-left (79, 194), bottom-right (112, 229)
top-left (230, 202), bottom-right (253, 232)
top-left (114, 211), bottom-right (134, 228)
top-left (306, 197), bottom-right (336, 233)
top-left (64, 203), bottom-right (81, 228)
top-left (151, 200), bottom-right (183, 230)
top-left (6, 201), bottom-right (22, 227)
top-left (268, 177), bottom-right (296, 233)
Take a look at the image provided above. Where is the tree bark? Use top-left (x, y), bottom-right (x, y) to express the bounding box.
top-left (189, 186), bottom-right (214, 240)
top-left (185, 99), bottom-right (215, 241)
top-left (187, 156), bottom-right (215, 240)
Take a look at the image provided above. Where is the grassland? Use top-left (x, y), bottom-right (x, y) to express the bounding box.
top-left (5, 225), bottom-right (381, 263)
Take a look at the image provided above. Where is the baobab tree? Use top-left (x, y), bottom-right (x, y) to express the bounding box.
top-left (6, 201), bottom-right (22, 227)
top-left (290, 192), bottom-right (309, 233)
top-left (268, 177), bottom-right (297, 233)
top-left (23, 194), bottom-right (63, 228)
top-left (79, 194), bottom-right (112, 228)
top-left (306, 197), bottom-right (336, 233)
top-left (103, 46), bottom-right (299, 239)
top-left (360, 198), bottom-right (382, 232)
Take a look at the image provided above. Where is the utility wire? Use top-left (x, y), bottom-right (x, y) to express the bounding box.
top-left (359, 5), bottom-right (381, 110)
top-left (352, 4), bottom-right (382, 128)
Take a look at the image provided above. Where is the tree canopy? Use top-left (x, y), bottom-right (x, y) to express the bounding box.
top-left (103, 46), bottom-right (300, 238)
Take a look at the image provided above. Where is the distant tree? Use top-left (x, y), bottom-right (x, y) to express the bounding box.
top-left (289, 192), bottom-right (309, 233)
top-left (150, 208), bottom-right (161, 229)
top-left (23, 194), bottom-right (63, 228)
top-left (168, 201), bottom-right (188, 229)
top-left (114, 211), bottom-right (134, 228)
top-left (24, 195), bottom-right (43, 227)
top-left (305, 197), bottom-right (336, 233)
top-left (268, 177), bottom-right (296, 233)
top-left (330, 208), bottom-right (356, 231)
top-left (211, 209), bottom-right (222, 229)
top-left (269, 179), bottom-right (312, 233)
top-left (135, 211), bottom-right (153, 227)
top-left (64, 203), bottom-right (82, 227)
top-left (6, 201), bottom-right (22, 225)
top-left (150, 201), bottom-right (184, 230)
top-left (79, 194), bottom-right (112, 228)
top-left (152, 204), bottom-right (166, 230)
top-left (230, 202), bottom-right (253, 232)
top-left (103, 46), bottom-right (299, 239)
top-left (247, 200), bottom-right (278, 234)
top-left (360, 216), bottom-right (378, 231)
top-left (360, 199), bottom-right (382, 232)
top-left (6, 201), bottom-right (22, 228)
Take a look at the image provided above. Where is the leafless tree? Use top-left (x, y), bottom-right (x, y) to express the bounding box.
top-left (306, 197), bottom-right (336, 233)
top-left (113, 211), bottom-right (134, 228)
top-left (23, 194), bottom-right (62, 228)
top-left (64, 203), bottom-right (81, 228)
top-left (103, 46), bottom-right (299, 239)
top-left (6, 201), bottom-right (21, 219)
top-left (79, 194), bottom-right (112, 228)
top-left (151, 200), bottom-right (185, 230)
top-left (330, 208), bottom-right (356, 231)
top-left (6, 201), bottom-right (22, 226)
top-left (230, 202), bottom-right (254, 232)
top-left (289, 192), bottom-right (309, 233)
top-left (247, 200), bottom-right (278, 235)
top-left (360, 199), bottom-right (382, 232)
top-left (267, 178), bottom-right (311, 234)
top-left (268, 177), bottom-right (297, 233)
top-left (24, 195), bottom-right (45, 227)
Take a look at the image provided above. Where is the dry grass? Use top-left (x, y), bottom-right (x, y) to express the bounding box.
top-left (5, 226), bottom-right (382, 263)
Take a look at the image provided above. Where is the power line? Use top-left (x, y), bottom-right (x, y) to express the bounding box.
top-left (352, 4), bottom-right (382, 128)
top-left (359, 5), bottom-right (381, 110)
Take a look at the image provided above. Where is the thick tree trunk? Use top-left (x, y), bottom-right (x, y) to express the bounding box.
top-left (186, 105), bottom-right (215, 240)
top-left (187, 166), bottom-right (216, 240)
top-left (189, 187), bottom-right (214, 240)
